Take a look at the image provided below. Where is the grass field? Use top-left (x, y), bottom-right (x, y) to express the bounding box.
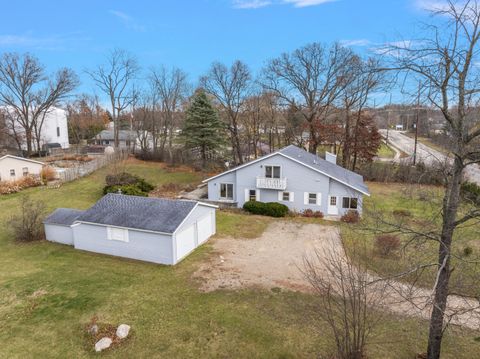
top-left (0, 159), bottom-right (478, 358)
top-left (376, 143), bottom-right (396, 159)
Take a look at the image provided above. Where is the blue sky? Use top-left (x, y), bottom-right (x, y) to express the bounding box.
top-left (0, 0), bottom-right (436, 100)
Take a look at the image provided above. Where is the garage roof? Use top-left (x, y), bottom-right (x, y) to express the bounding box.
top-left (43, 208), bottom-right (85, 226)
top-left (75, 194), bottom-right (201, 234)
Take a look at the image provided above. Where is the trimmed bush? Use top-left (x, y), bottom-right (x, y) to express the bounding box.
top-left (103, 172), bottom-right (154, 196)
top-left (243, 201), bottom-right (289, 217)
top-left (341, 210), bottom-right (360, 223)
top-left (302, 209), bottom-right (324, 218)
top-left (375, 235), bottom-right (401, 257)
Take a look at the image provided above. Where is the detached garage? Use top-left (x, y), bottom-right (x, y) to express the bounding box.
top-left (43, 194), bottom-right (217, 265)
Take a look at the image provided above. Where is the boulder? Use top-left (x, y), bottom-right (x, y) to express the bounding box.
top-left (116, 324), bottom-right (131, 339)
top-left (95, 337), bottom-right (112, 352)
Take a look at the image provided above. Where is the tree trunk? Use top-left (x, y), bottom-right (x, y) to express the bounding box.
top-left (427, 158), bottom-right (463, 359)
top-left (308, 122), bottom-right (317, 154)
top-left (25, 129), bottom-right (33, 156)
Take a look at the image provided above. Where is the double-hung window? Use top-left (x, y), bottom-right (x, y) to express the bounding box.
top-left (308, 193), bottom-right (317, 205)
top-left (342, 197), bottom-right (358, 209)
top-left (220, 183), bottom-right (234, 200)
top-left (265, 165), bottom-right (281, 179)
top-left (10, 169), bottom-right (15, 177)
top-left (22, 167), bottom-right (29, 176)
top-left (249, 189), bottom-right (257, 201)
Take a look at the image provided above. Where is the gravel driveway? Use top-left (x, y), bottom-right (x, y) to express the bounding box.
top-left (194, 221), bottom-right (480, 330)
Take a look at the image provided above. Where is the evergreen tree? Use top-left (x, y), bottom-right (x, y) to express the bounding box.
top-left (181, 89), bottom-right (225, 167)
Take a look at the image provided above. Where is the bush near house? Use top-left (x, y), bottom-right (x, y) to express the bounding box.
top-left (243, 201), bottom-right (289, 217)
top-left (0, 176), bottom-right (43, 195)
top-left (40, 166), bottom-right (57, 182)
top-left (302, 209), bottom-right (324, 218)
top-left (341, 210), bottom-right (360, 223)
top-left (103, 172), bottom-right (154, 196)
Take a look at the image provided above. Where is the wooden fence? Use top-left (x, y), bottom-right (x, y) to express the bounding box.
top-left (57, 150), bottom-right (129, 183)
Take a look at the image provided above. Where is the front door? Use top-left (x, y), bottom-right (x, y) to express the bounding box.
top-left (328, 196), bottom-right (339, 215)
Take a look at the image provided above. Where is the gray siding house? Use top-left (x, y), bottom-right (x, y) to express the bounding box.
top-left (44, 194), bottom-right (217, 265)
top-left (204, 145), bottom-right (369, 216)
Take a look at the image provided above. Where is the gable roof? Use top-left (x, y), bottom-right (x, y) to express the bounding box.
top-left (75, 194), bottom-right (205, 234)
top-left (93, 130), bottom-right (137, 141)
top-left (0, 155), bottom-right (44, 166)
top-left (43, 208), bottom-right (85, 226)
top-left (203, 145), bottom-right (369, 196)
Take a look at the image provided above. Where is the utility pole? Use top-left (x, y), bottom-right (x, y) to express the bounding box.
top-left (413, 81), bottom-right (420, 165)
top-left (386, 93), bottom-right (392, 144)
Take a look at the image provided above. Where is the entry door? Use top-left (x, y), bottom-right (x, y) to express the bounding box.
top-left (328, 196), bottom-right (339, 215)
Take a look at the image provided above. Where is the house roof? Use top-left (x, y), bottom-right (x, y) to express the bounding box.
top-left (203, 145), bottom-right (370, 196)
top-left (75, 194), bottom-right (207, 234)
top-left (0, 154), bottom-right (45, 166)
top-left (43, 208), bottom-right (85, 226)
top-left (94, 130), bottom-right (137, 141)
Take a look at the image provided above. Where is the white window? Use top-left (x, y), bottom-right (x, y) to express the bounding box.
top-left (304, 192), bottom-right (322, 206)
top-left (107, 227), bottom-right (129, 242)
top-left (282, 192), bottom-right (290, 201)
top-left (10, 169), bottom-right (15, 177)
top-left (330, 196), bottom-right (337, 206)
top-left (278, 191), bottom-right (294, 202)
top-left (220, 183), bottom-right (234, 200)
top-left (22, 167), bottom-right (29, 176)
top-left (265, 165), bottom-right (281, 179)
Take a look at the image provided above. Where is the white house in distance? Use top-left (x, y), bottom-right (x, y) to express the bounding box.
top-left (203, 145), bottom-right (369, 217)
top-left (0, 106), bottom-right (70, 151)
top-left (43, 194), bottom-right (217, 265)
top-left (0, 155), bottom-right (44, 182)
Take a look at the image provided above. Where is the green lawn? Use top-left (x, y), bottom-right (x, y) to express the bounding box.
top-left (0, 161), bottom-right (478, 358)
top-left (376, 143), bottom-right (396, 159)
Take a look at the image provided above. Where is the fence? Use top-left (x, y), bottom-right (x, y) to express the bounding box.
top-left (57, 150), bottom-right (129, 183)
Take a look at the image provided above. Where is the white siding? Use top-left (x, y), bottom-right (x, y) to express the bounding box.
top-left (45, 224), bottom-right (74, 245)
top-left (0, 157), bottom-right (43, 182)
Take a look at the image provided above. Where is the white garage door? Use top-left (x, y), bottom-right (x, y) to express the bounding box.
top-left (197, 213), bottom-right (214, 245)
top-left (176, 224), bottom-right (196, 260)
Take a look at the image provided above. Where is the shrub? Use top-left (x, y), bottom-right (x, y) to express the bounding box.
top-left (0, 181), bottom-right (21, 195)
top-left (375, 235), bottom-right (401, 256)
top-left (341, 210), bottom-right (360, 223)
top-left (9, 196), bottom-right (46, 242)
top-left (103, 184), bottom-right (148, 197)
top-left (302, 209), bottom-right (324, 218)
top-left (17, 175), bottom-right (42, 189)
top-left (243, 201), bottom-right (289, 217)
top-left (461, 182), bottom-right (480, 205)
top-left (40, 166), bottom-right (57, 182)
top-left (463, 246), bottom-right (473, 257)
top-left (392, 209), bottom-right (412, 218)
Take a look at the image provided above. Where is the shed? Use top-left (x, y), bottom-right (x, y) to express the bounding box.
top-left (43, 194), bottom-right (217, 265)
top-left (0, 155), bottom-right (44, 182)
top-left (44, 208), bottom-right (85, 245)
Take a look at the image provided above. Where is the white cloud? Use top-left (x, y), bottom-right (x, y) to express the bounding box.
top-left (283, 0), bottom-right (338, 7)
top-left (0, 33), bottom-right (86, 50)
top-left (340, 39), bottom-right (371, 47)
top-left (233, 0), bottom-right (272, 8)
top-left (109, 10), bottom-right (146, 32)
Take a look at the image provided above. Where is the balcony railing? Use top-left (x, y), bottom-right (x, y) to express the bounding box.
top-left (256, 177), bottom-right (287, 190)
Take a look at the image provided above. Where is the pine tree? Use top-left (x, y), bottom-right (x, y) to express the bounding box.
top-left (181, 89), bottom-right (225, 168)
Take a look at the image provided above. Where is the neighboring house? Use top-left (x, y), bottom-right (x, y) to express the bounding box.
top-left (395, 124), bottom-right (404, 131)
top-left (203, 145), bottom-right (369, 216)
top-left (0, 106), bottom-right (70, 150)
top-left (44, 194), bottom-right (217, 265)
top-left (92, 130), bottom-right (137, 149)
top-left (0, 155), bottom-right (44, 182)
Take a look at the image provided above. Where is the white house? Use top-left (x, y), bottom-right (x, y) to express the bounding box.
top-left (0, 106), bottom-right (70, 151)
top-left (0, 155), bottom-right (44, 182)
top-left (204, 145), bottom-right (369, 217)
top-left (43, 194), bottom-right (217, 265)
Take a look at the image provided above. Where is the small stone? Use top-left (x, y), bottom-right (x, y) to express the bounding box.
top-left (95, 337), bottom-right (112, 352)
top-left (88, 324), bottom-right (98, 335)
top-left (116, 324), bottom-right (130, 339)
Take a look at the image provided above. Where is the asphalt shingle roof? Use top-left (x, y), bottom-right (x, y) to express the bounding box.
top-left (279, 145), bottom-right (369, 195)
top-left (76, 194), bottom-right (197, 233)
top-left (43, 208), bottom-right (85, 226)
top-left (94, 130), bottom-right (136, 141)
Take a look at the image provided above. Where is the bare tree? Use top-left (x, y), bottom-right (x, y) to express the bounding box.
top-left (261, 43), bottom-right (355, 154)
top-left (0, 53), bottom-right (78, 156)
top-left (150, 66), bottom-right (189, 160)
top-left (87, 48), bottom-right (139, 148)
top-left (382, 1), bottom-right (480, 357)
top-left (200, 60), bottom-right (251, 164)
top-left (66, 94), bottom-right (107, 144)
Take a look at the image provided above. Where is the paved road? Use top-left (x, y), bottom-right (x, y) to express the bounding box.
top-left (380, 130), bottom-right (480, 186)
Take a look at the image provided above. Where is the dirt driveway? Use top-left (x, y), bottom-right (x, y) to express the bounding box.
top-left (194, 221), bottom-right (480, 330)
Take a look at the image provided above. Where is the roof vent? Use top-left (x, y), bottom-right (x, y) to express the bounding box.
top-left (325, 152), bottom-right (337, 165)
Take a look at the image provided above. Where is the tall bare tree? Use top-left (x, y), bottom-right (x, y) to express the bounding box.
top-left (200, 60), bottom-right (251, 164)
top-left (0, 53), bottom-right (78, 155)
top-left (66, 94), bottom-right (107, 144)
top-left (261, 42), bottom-right (355, 154)
top-left (87, 48), bottom-right (139, 148)
top-left (384, 1), bottom-right (480, 357)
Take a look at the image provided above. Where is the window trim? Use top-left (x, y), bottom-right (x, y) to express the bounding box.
top-left (22, 167), bottom-right (29, 176)
top-left (10, 169), bottom-right (15, 177)
top-left (330, 196), bottom-right (337, 206)
top-left (107, 226), bottom-right (129, 242)
top-left (219, 182), bottom-right (234, 200)
top-left (264, 164), bottom-right (282, 179)
top-left (342, 197), bottom-right (359, 210)
top-left (249, 189), bottom-right (257, 202)
top-left (308, 193), bottom-right (317, 205)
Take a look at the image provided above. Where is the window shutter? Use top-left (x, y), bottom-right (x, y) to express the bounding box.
top-left (304, 192), bottom-right (308, 205)
top-left (256, 190), bottom-right (261, 201)
top-left (290, 192), bottom-right (295, 202)
top-left (278, 191), bottom-right (283, 201)
top-left (245, 189), bottom-right (249, 202)
top-left (317, 193), bottom-right (322, 206)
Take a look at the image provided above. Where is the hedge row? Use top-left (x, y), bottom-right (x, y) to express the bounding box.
top-left (243, 201), bottom-right (289, 217)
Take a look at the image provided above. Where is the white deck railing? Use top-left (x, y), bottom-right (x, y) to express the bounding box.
top-left (256, 177), bottom-right (287, 190)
